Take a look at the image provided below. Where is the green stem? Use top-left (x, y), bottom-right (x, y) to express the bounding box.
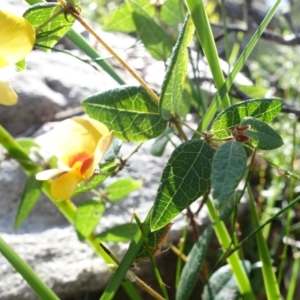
top-left (0, 127), bottom-right (124, 279)
top-left (65, 30), bottom-right (125, 85)
top-left (247, 184), bottom-right (281, 299)
top-left (277, 118), bottom-right (297, 285)
top-left (133, 214), bottom-right (169, 300)
top-left (0, 126), bottom-right (39, 173)
top-left (0, 236), bottom-right (59, 300)
top-left (191, 0), bottom-right (281, 135)
top-left (70, 9), bottom-right (160, 103)
top-left (206, 199), bottom-right (255, 300)
top-left (186, 0), bottom-right (231, 109)
top-left (175, 224), bottom-right (188, 288)
top-left (232, 195), bottom-right (300, 255)
top-left (24, 0), bottom-right (125, 85)
top-left (286, 254), bottom-right (300, 300)
top-left (100, 213), bottom-right (150, 300)
top-left (174, 119), bottom-right (189, 141)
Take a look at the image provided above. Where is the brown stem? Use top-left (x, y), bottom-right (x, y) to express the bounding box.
top-left (173, 119), bottom-right (188, 141)
top-left (69, 8), bottom-right (160, 104)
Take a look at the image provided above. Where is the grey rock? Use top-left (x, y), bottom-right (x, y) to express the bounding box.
top-left (0, 50), bottom-right (120, 136)
top-left (0, 136), bottom-right (188, 300)
top-left (0, 3), bottom-right (192, 300)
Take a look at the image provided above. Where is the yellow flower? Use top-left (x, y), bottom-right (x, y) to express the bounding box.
top-left (36, 117), bottom-right (114, 200)
top-left (0, 9), bottom-right (35, 105)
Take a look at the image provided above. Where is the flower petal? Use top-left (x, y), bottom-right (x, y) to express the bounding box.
top-left (51, 170), bottom-right (82, 200)
top-left (92, 131), bottom-right (115, 172)
top-left (0, 80), bottom-right (17, 105)
top-left (51, 117), bottom-right (110, 160)
top-left (0, 10), bottom-right (35, 67)
top-left (36, 169), bottom-right (65, 180)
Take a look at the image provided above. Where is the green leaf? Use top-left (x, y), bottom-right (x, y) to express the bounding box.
top-left (103, 0), bottom-right (155, 32)
top-left (212, 98), bottom-right (283, 138)
top-left (82, 86), bottom-right (168, 142)
top-left (219, 190), bottom-right (241, 221)
top-left (131, 3), bottom-right (172, 61)
top-left (150, 127), bottom-right (174, 157)
top-left (103, 138), bottom-right (122, 162)
top-left (160, 15), bottom-right (195, 120)
top-left (176, 225), bottom-right (214, 300)
top-left (15, 59), bottom-right (26, 72)
top-left (235, 84), bottom-right (268, 99)
top-left (105, 178), bottom-right (142, 202)
top-left (160, 0), bottom-right (185, 26)
top-left (16, 138), bottom-right (40, 155)
top-left (103, 3), bottom-right (136, 32)
top-left (151, 140), bottom-right (214, 231)
top-left (14, 174), bottom-right (42, 230)
top-left (74, 161), bottom-right (119, 196)
top-left (202, 261), bottom-right (251, 300)
top-left (241, 117), bottom-right (283, 150)
top-left (24, 3), bottom-right (74, 49)
top-left (75, 200), bottom-right (105, 238)
top-left (211, 142), bottom-right (247, 210)
top-left (135, 223), bottom-right (172, 261)
top-left (95, 223), bottom-right (139, 242)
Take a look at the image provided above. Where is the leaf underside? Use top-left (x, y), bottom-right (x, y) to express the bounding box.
top-left (202, 260), bottom-right (251, 300)
top-left (211, 141), bottom-right (247, 210)
top-left (176, 225), bottom-right (214, 300)
top-left (241, 116), bottom-right (283, 150)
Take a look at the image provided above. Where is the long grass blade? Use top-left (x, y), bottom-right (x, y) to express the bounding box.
top-left (0, 236), bottom-right (59, 300)
top-left (193, 0), bottom-right (281, 134)
top-left (186, 0), bottom-right (231, 109)
top-left (247, 184), bottom-right (281, 299)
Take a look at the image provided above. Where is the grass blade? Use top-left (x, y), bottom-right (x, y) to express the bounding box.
top-left (206, 199), bottom-right (256, 300)
top-left (193, 0), bottom-right (281, 134)
top-left (186, 0), bottom-right (230, 109)
top-left (0, 236), bottom-right (59, 300)
top-left (247, 184), bottom-right (281, 299)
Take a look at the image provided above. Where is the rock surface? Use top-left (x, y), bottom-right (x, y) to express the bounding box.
top-left (0, 4), bottom-right (187, 299)
top-left (0, 137), bottom-right (195, 299)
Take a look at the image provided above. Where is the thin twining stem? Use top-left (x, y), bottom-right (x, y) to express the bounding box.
top-left (67, 6), bottom-right (160, 104)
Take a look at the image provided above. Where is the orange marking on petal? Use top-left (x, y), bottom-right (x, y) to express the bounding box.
top-left (67, 152), bottom-right (94, 176)
top-left (81, 156), bottom-right (94, 175)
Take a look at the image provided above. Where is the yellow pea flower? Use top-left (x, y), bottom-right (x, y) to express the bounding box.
top-left (0, 9), bottom-right (35, 105)
top-left (36, 117), bottom-right (114, 200)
